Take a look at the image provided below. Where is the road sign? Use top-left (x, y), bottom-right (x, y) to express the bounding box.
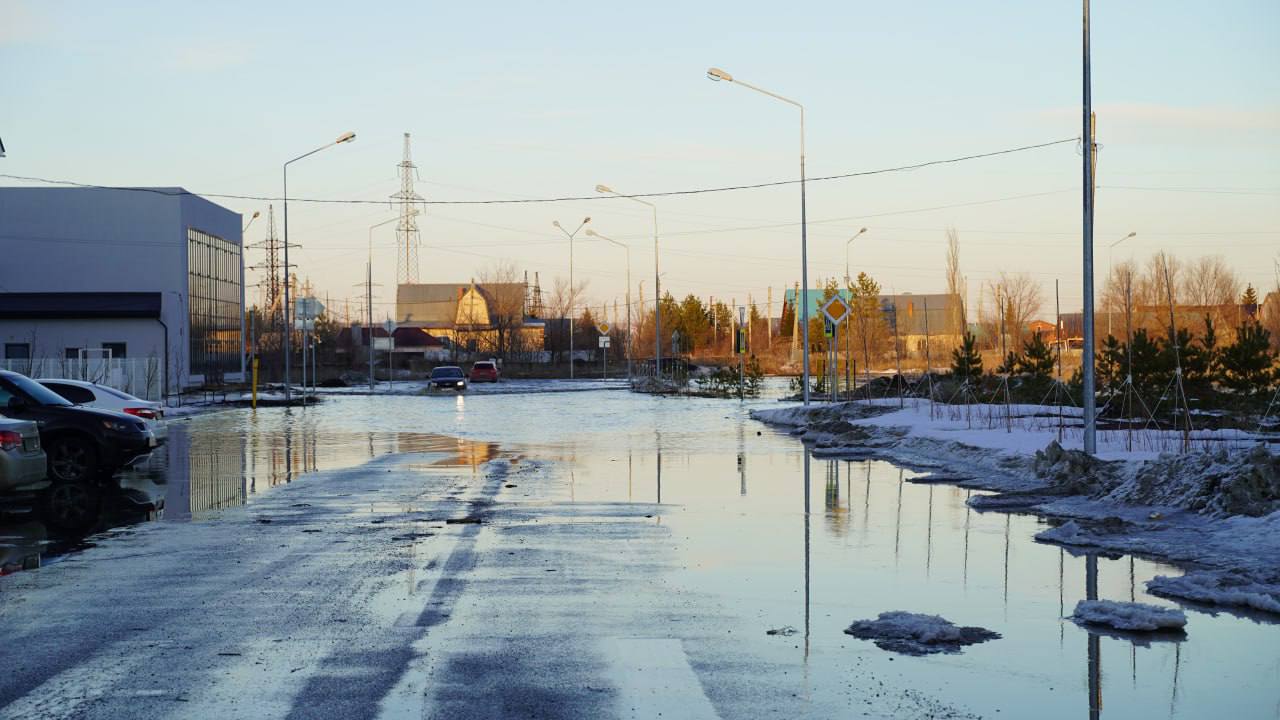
top-left (597, 322), bottom-right (610, 335)
top-left (598, 335), bottom-right (611, 348)
top-left (820, 295), bottom-right (851, 326)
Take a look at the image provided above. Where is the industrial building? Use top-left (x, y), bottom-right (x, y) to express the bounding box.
top-left (0, 186), bottom-right (245, 399)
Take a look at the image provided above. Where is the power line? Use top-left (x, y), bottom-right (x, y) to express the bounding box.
top-left (0, 137), bottom-right (1077, 206)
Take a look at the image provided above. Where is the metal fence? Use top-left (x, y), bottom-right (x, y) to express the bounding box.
top-left (0, 357), bottom-right (163, 401)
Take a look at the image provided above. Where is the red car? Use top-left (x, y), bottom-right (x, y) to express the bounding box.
top-left (469, 361), bottom-right (499, 383)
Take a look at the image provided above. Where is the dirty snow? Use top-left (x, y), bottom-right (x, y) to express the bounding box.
top-left (843, 611), bottom-right (1000, 656)
top-left (1070, 600), bottom-right (1187, 632)
top-left (1147, 570), bottom-right (1280, 615)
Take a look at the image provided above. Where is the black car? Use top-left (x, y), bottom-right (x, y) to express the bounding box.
top-left (428, 366), bottom-right (468, 391)
top-left (0, 371), bottom-right (157, 484)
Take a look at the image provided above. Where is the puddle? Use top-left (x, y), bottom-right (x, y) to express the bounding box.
top-left (2, 384), bottom-right (1277, 717)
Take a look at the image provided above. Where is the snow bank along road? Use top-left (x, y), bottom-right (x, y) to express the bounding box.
top-left (0, 428), bottom-right (974, 719)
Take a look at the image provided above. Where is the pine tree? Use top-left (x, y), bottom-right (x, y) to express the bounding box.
top-left (1016, 333), bottom-right (1056, 378)
top-left (1241, 284), bottom-right (1260, 307)
top-left (1099, 335), bottom-right (1125, 394)
top-left (1129, 328), bottom-right (1168, 398)
top-left (950, 332), bottom-right (983, 381)
top-left (1218, 322), bottom-right (1278, 394)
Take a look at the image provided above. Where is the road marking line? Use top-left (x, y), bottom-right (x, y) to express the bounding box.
top-left (600, 638), bottom-right (721, 720)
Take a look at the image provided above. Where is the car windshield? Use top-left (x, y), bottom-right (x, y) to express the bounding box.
top-left (4, 374), bottom-right (73, 407)
top-left (431, 367), bottom-right (464, 379)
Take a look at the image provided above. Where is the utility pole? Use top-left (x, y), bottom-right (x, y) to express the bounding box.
top-left (393, 133), bottom-right (425, 285)
top-left (1082, 0), bottom-right (1099, 454)
top-left (767, 286), bottom-right (773, 348)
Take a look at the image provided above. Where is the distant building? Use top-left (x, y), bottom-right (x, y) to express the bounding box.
top-left (395, 281), bottom-right (545, 357)
top-left (0, 186), bottom-right (244, 397)
top-left (782, 288), bottom-right (965, 358)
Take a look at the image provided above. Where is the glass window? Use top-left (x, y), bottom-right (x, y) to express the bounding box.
top-left (65, 347), bottom-right (79, 360)
top-left (187, 228), bottom-right (242, 382)
top-left (4, 343), bottom-right (30, 360)
top-left (101, 342), bottom-right (127, 359)
top-left (42, 382), bottom-right (95, 404)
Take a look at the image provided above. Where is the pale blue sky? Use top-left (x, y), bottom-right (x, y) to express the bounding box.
top-left (3, 0), bottom-right (1277, 320)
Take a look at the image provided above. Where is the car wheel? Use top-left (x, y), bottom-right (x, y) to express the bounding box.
top-left (48, 437), bottom-right (100, 483)
top-left (43, 481), bottom-right (102, 533)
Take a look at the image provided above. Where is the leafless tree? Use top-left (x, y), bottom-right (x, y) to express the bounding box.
top-left (1137, 252), bottom-right (1181, 309)
top-left (986, 272), bottom-right (1042, 349)
top-left (944, 227), bottom-right (965, 336)
top-left (1181, 255), bottom-right (1240, 308)
top-left (1101, 259), bottom-right (1139, 340)
top-left (477, 261), bottom-right (528, 360)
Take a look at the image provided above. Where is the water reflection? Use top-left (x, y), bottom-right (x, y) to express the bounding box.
top-left (124, 416), bottom-right (499, 521)
top-left (0, 485), bottom-right (163, 576)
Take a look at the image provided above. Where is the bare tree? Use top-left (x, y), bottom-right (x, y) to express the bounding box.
top-left (477, 261), bottom-right (527, 360)
top-left (944, 227), bottom-right (965, 336)
top-left (1182, 255), bottom-right (1240, 307)
top-left (1137, 252), bottom-right (1181, 309)
top-left (546, 276), bottom-right (589, 363)
top-left (1101, 259), bottom-right (1139, 339)
top-left (987, 272), bottom-right (1042, 349)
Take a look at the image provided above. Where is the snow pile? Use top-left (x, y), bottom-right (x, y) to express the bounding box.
top-left (1070, 600), bottom-right (1187, 632)
top-left (1099, 445), bottom-right (1280, 518)
top-left (1033, 441), bottom-right (1121, 495)
top-left (843, 611), bottom-right (1000, 656)
top-left (1147, 570), bottom-right (1280, 615)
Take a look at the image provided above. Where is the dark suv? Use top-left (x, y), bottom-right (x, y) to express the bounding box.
top-left (0, 371), bottom-right (157, 484)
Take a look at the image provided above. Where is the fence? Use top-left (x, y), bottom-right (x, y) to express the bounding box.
top-left (1, 357), bottom-right (163, 401)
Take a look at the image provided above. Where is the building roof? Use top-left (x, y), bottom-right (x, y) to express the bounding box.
top-left (0, 292), bottom-right (162, 319)
top-left (396, 284), bottom-right (466, 324)
top-left (391, 327), bottom-right (443, 347)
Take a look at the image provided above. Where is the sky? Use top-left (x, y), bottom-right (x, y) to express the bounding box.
top-left (2, 0), bottom-right (1277, 323)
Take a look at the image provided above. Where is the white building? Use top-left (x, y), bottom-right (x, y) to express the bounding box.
top-left (0, 186), bottom-right (245, 398)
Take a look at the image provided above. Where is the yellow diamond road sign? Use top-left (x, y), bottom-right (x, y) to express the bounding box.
top-left (821, 295), bottom-right (851, 326)
top-left (597, 322), bottom-right (610, 335)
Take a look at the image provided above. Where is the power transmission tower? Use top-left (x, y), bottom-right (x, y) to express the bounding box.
top-left (530, 272), bottom-right (545, 318)
top-left (391, 133), bottom-right (424, 285)
top-left (247, 205), bottom-right (282, 313)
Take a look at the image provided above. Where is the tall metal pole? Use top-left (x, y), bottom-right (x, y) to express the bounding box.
top-left (282, 132), bottom-right (356, 402)
top-left (799, 106), bottom-right (811, 405)
top-left (594, 187), bottom-right (657, 380)
top-left (367, 260), bottom-right (374, 392)
top-left (283, 167), bottom-right (291, 402)
top-left (1082, 0), bottom-right (1098, 453)
top-left (553, 218), bottom-right (591, 379)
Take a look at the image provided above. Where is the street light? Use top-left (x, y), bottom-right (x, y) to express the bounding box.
top-left (707, 66), bottom-right (812, 404)
top-left (844, 227), bottom-right (868, 284)
top-left (596, 184), bottom-right (661, 380)
top-left (585, 228), bottom-right (632, 380)
top-left (282, 131), bottom-right (356, 402)
top-left (553, 217), bottom-right (591, 379)
top-left (1106, 231), bottom-right (1136, 338)
top-left (368, 216), bottom-right (399, 391)
top-left (238, 210), bottom-right (262, 384)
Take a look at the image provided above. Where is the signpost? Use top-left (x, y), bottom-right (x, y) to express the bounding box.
top-left (598, 329), bottom-right (611, 380)
top-left (736, 306), bottom-right (748, 399)
top-left (820, 295), bottom-right (851, 403)
top-left (383, 318), bottom-right (396, 393)
top-left (295, 297), bottom-right (324, 401)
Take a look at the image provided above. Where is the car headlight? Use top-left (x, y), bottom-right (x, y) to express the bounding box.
top-left (102, 419), bottom-right (133, 432)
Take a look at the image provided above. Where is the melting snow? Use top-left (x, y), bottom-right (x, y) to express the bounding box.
top-left (843, 611), bottom-right (1000, 656)
top-left (1070, 600), bottom-right (1187, 632)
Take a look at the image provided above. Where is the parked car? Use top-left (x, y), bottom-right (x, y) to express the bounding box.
top-left (469, 360), bottom-right (499, 383)
top-left (0, 417), bottom-right (46, 493)
top-left (428, 366), bottom-right (468, 391)
top-left (37, 379), bottom-right (166, 438)
top-left (0, 370), bottom-right (157, 484)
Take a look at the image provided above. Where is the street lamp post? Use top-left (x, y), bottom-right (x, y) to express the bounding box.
top-left (596, 185), bottom-right (660, 380)
top-left (553, 217), bottom-right (591, 379)
top-left (707, 66), bottom-right (811, 404)
top-left (585, 228), bottom-right (632, 380)
top-left (369, 216), bottom-right (398, 391)
top-left (843, 227), bottom-right (868, 285)
top-left (282, 131), bottom-right (355, 403)
top-left (239, 210), bottom-right (260, 385)
top-left (1082, 0), bottom-right (1098, 454)
top-left (1107, 231), bottom-right (1136, 338)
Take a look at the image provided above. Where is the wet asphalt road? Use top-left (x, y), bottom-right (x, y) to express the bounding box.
top-left (0, 411), bottom-right (921, 720)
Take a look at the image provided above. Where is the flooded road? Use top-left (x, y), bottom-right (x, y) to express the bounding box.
top-left (2, 387), bottom-right (1278, 718)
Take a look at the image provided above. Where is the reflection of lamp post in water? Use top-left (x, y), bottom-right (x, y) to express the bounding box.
top-left (803, 451), bottom-right (812, 658)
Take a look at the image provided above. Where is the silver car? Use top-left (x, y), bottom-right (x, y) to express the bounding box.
top-left (0, 417), bottom-right (47, 493)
